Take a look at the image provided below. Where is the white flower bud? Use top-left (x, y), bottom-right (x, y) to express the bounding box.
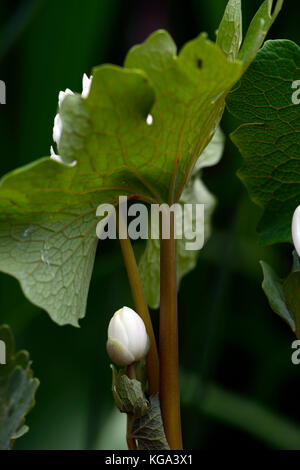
top-left (292, 205), bottom-right (300, 257)
top-left (106, 306), bottom-right (150, 366)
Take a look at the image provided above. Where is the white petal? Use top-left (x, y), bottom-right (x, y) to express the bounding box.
top-left (292, 206), bottom-right (300, 257)
top-left (50, 146), bottom-right (77, 167)
top-left (82, 73), bottom-right (93, 99)
top-left (53, 113), bottom-right (62, 145)
top-left (106, 338), bottom-right (134, 366)
top-left (108, 308), bottom-right (129, 349)
top-left (50, 146), bottom-right (63, 164)
top-left (58, 88), bottom-right (74, 107)
top-left (120, 306), bottom-right (149, 361)
top-left (107, 306), bottom-right (149, 365)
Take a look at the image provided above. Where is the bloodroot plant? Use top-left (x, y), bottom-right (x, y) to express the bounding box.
top-left (0, 0), bottom-right (285, 450)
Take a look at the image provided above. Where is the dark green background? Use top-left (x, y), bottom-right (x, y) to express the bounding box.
top-left (0, 0), bottom-right (299, 449)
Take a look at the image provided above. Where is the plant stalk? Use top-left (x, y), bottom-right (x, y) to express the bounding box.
top-left (118, 208), bottom-right (160, 396)
top-left (159, 210), bottom-right (183, 450)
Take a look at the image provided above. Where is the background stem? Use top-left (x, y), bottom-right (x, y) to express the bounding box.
top-left (159, 210), bottom-right (183, 450)
top-left (118, 209), bottom-right (160, 395)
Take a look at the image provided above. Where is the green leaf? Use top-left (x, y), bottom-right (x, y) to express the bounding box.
top-left (283, 257), bottom-right (300, 339)
top-left (0, 0), bottom-right (281, 326)
top-left (260, 261), bottom-right (295, 332)
top-left (110, 364), bottom-right (125, 411)
top-left (124, 31), bottom-right (242, 204)
top-left (238, 0), bottom-right (284, 70)
top-left (110, 364), bottom-right (149, 416)
top-left (0, 325), bottom-right (39, 450)
top-left (216, 0), bottom-right (242, 61)
top-left (0, 29), bottom-right (244, 326)
top-left (261, 252), bottom-right (300, 338)
top-left (110, 365), bottom-right (168, 449)
top-left (192, 126), bottom-right (225, 174)
top-left (139, 129), bottom-right (223, 309)
top-left (116, 374), bottom-right (149, 418)
top-left (227, 40), bottom-right (300, 245)
top-left (131, 394), bottom-right (170, 450)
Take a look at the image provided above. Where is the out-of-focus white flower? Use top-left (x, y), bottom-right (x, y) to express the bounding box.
top-left (52, 74), bottom-right (93, 149)
top-left (292, 206), bottom-right (300, 257)
top-left (53, 113), bottom-right (63, 145)
top-left (106, 306), bottom-right (150, 366)
top-left (146, 114), bottom-right (153, 125)
top-left (58, 88), bottom-right (74, 107)
top-left (50, 146), bottom-right (77, 167)
top-left (82, 73), bottom-right (93, 99)
top-left (50, 145), bottom-right (61, 162)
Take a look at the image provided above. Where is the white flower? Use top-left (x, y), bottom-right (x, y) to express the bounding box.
top-left (146, 114), bottom-right (153, 125)
top-left (53, 113), bottom-right (63, 145)
top-left (50, 145), bottom-right (61, 162)
top-left (106, 306), bottom-right (150, 366)
top-left (50, 146), bottom-right (77, 167)
top-left (292, 205), bottom-right (300, 257)
top-left (58, 88), bottom-right (74, 107)
top-left (52, 74), bottom-right (93, 148)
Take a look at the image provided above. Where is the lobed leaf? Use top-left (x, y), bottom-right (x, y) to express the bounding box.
top-left (131, 394), bottom-right (169, 450)
top-left (0, 1), bottom-right (281, 326)
top-left (0, 30), bottom-right (242, 326)
top-left (227, 40), bottom-right (300, 245)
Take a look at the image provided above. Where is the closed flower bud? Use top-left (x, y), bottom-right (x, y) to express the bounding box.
top-left (292, 205), bottom-right (300, 257)
top-left (106, 306), bottom-right (150, 366)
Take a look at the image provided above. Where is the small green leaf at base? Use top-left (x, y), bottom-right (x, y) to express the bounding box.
top-left (110, 364), bottom-right (148, 417)
top-left (117, 375), bottom-right (149, 418)
top-left (131, 394), bottom-right (170, 450)
top-left (110, 365), bottom-right (169, 450)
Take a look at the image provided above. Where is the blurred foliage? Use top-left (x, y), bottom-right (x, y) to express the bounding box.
top-left (0, 325), bottom-right (39, 449)
top-left (0, 0), bottom-right (299, 450)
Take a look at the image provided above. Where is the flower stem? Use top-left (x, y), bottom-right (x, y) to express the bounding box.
top-left (118, 208), bottom-right (160, 396)
top-left (159, 210), bottom-right (182, 450)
